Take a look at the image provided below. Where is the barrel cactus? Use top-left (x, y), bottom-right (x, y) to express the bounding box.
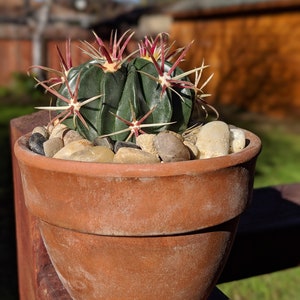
top-left (30, 30), bottom-right (215, 142)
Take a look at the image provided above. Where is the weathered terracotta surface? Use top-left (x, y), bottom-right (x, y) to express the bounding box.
top-left (14, 130), bottom-right (261, 300)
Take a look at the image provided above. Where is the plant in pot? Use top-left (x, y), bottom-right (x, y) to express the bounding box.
top-left (14, 30), bottom-right (261, 300)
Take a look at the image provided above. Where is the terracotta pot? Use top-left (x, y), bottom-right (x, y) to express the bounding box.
top-left (14, 130), bottom-right (261, 300)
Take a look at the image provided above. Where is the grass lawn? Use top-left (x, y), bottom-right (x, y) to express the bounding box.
top-left (218, 267), bottom-right (300, 300)
top-left (1, 89), bottom-right (300, 299)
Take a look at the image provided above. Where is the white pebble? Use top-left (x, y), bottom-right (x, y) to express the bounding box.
top-left (229, 128), bottom-right (246, 153)
top-left (196, 121), bottom-right (230, 159)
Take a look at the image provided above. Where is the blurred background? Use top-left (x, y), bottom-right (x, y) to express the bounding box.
top-left (1, 0), bottom-right (300, 299)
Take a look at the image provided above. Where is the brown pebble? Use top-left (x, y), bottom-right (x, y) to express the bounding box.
top-left (183, 141), bottom-right (199, 159)
top-left (63, 130), bottom-right (84, 145)
top-left (68, 146), bottom-right (115, 163)
top-left (154, 132), bottom-right (190, 162)
top-left (32, 126), bottom-right (49, 139)
top-left (43, 137), bottom-right (64, 157)
top-left (49, 123), bottom-right (69, 139)
top-left (136, 134), bottom-right (159, 157)
top-left (53, 139), bottom-right (92, 160)
top-left (113, 147), bottom-right (161, 164)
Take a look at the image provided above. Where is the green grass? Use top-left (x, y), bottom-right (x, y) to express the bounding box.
top-left (254, 127), bottom-right (300, 188)
top-left (218, 267), bottom-right (300, 300)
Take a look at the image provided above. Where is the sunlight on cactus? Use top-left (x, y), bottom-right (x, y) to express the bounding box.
top-left (29, 30), bottom-right (215, 142)
top-left (81, 30), bottom-right (136, 72)
top-left (35, 72), bottom-right (101, 128)
top-left (103, 103), bottom-right (175, 141)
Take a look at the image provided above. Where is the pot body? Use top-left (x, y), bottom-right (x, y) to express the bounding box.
top-left (15, 130), bottom-right (261, 300)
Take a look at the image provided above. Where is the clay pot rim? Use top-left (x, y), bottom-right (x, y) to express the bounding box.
top-left (15, 129), bottom-right (261, 177)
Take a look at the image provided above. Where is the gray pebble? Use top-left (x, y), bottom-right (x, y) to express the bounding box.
top-left (28, 133), bottom-right (46, 155)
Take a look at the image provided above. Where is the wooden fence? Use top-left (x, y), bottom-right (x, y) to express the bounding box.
top-left (169, 1), bottom-right (300, 118)
top-left (0, 38), bottom-right (91, 86)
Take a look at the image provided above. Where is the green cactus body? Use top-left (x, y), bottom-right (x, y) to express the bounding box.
top-left (57, 57), bottom-right (194, 141)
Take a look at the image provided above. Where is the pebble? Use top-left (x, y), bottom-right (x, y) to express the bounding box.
top-left (43, 137), bottom-right (64, 157)
top-left (63, 130), bottom-right (84, 145)
top-left (29, 120), bottom-right (246, 163)
top-left (28, 132), bottom-right (46, 155)
top-left (68, 146), bottom-right (115, 163)
top-left (196, 121), bottom-right (230, 158)
top-left (183, 140), bottom-right (199, 159)
top-left (93, 136), bottom-right (114, 151)
top-left (165, 130), bottom-right (184, 141)
top-left (182, 126), bottom-right (201, 144)
top-left (153, 132), bottom-right (190, 162)
top-left (136, 134), bottom-right (159, 157)
top-left (229, 127), bottom-right (246, 153)
top-left (49, 123), bottom-right (69, 139)
top-left (114, 140), bottom-right (141, 153)
top-left (53, 139), bottom-right (93, 160)
top-left (32, 126), bottom-right (49, 139)
top-left (113, 147), bottom-right (161, 164)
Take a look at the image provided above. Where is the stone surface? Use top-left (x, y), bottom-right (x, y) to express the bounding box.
top-left (43, 137), bottom-right (64, 158)
top-left (136, 134), bottom-right (159, 157)
top-left (63, 130), bottom-right (84, 145)
top-left (49, 124), bottom-right (69, 139)
top-left (183, 140), bottom-right (199, 159)
top-left (196, 121), bottom-right (230, 159)
top-left (165, 130), bottom-right (184, 141)
top-left (154, 132), bottom-right (190, 162)
top-left (93, 136), bottom-right (114, 151)
top-left (32, 126), bottom-right (49, 139)
top-left (53, 139), bottom-right (92, 160)
top-left (229, 127), bottom-right (246, 153)
top-left (113, 147), bottom-right (161, 164)
top-left (114, 140), bottom-right (141, 153)
top-left (68, 146), bottom-right (115, 163)
top-left (28, 132), bottom-right (46, 155)
top-left (182, 126), bottom-right (201, 144)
